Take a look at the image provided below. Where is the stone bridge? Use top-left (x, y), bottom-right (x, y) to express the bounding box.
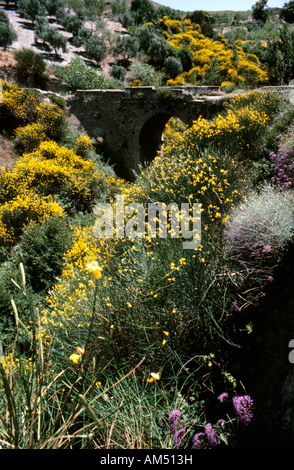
top-left (67, 86), bottom-right (225, 180)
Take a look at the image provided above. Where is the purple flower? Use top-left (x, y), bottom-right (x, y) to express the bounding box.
top-left (218, 392), bottom-right (229, 403)
top-left (233, 301), bottom-right (240, 312)
top-left (192, 432), bottom-right (205, 449)
top-left (262, 245), bottom-right (271, 253)
top-left (276, 134), bottom-right (283, 140)
top-left (232, 395), bottom-right (254, 426)
top-left (242, 242), bottom-right (250, 249)
top-left (267, 275), bottom-right (274, 283)
top-left (204, 423), bottom-right (219, 447)
top-left (174, 426), bottom-right (185, 447)
top-left (169, 410), bottom-right (181, 431)
top-left (216, 419), bottom-right (226, 427)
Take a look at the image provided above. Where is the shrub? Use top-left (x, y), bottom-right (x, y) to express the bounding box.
top-left (110, 63), bottom-right (126, 81)
top-left (224, 184), bottom-right (294, 278)
top-left (0, 192), bottom-right (65, 245)
top-left (127, 63), bottom-right (162, 86)
top-left (13, 48), bottom-right (47, 87)
top-left (14, 122), bottom-right (48, 152)
top-left (14, 216), bottom-right (72, 292)
top-left (0, 81), bottom-right (40, 132)
top-left (62, 56), bottom-right (109, 91)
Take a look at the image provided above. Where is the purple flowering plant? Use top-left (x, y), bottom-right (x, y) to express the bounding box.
top-left (168, 392), bottom-right (254, 449)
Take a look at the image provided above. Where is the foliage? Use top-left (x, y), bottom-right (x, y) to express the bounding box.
top-left (35, 18), bottom-right (67, 56)
top-left (113, 34), bottom-right (139, 63)
top-left (145, 16), bottom-right (268, 88)
top-left (265, 24), bottom-right (294, 85)
top-left (62, 56), bottom-right (110, 91)
top-left (13, 48), bottom-right (47, 87)
top-left (130, 0), bottom-right (158, 25)
top-left (85, 34), bottom-right (107, 65)
top-left (252, 0), bottom-right (269, 24)
top-left (127, 63), bottom-right (162, 87)
top-left (18, 0), bottom-right (46, 24)
top-left (0, 11), bottom-right (17, 50)
top-left (280, 0), bottom-right (294, 23)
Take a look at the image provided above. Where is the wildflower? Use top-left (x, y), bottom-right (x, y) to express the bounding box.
top-left (267, 275), bottom-right (274, 283)
top-left (147, 372), bottom-right (160, 383)
top-left (262, 245), bottom-right (271, 253)
top-left (76, 346), bottom-right (85, 355)
top-left (204, 423), bottom-right (219, 447)
top-left (174, 426), bottom-right (185, 448)
top-left (192, 432), bottom-right (205, 449)
top-left (232, 394), bottom-right (254, 425)
top-left (169, 409), bottom-right (181, 431)
top-left (218, 392), bottom-right (229, 403)
top-left (233, 301), bottom-right (241, 312)
top-left (86, 261), bottom-right (102, 279)
top-left (69, 353), bottom-right (81, 364)
top-left (216, 419), bottom-right (226, 427)
top-left (276, 134), bottom-right (283, 140)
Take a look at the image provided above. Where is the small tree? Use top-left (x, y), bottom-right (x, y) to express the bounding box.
top-left (84, 0), bottom-right (105, 18)
top-left (280, 0), bottom-right (294, 23)
top-left (252, 0), bottom-right (269, 24)
top-left (113, 35), bottom-right (139, 64)
top-left (163, 56), bottom-right (183, 79)
top-left (72, 26), bottom-right (92, 48)
top-left (85, 34), bottom-right (107, 65)
top-left (130, 0), bottom-right (158, 25)
top-left (35, 19), bottom-right (67, 56)
top-left (0, 13), bottom-right (17, 50)
top-left (18, 0), bottom-right (46, 25)
top-left (111, 0), bottom-right (128, 16)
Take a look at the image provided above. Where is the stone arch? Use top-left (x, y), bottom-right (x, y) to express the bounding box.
top-left (133, 110), bottom-right (192, 172)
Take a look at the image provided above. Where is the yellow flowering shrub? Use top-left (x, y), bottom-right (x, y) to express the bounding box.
top-left (74, 135), bottom-right (94, 157)
top-left (36, 102), bottom-right (65, 139)
top-left (14, 122), bottom-right (48, 152)
top-left (0, 80), bottom-right (39, 129)
top-left (147, 17), bottom-right (268, 87)
top-left (0, 191), bottom-right (64, 244)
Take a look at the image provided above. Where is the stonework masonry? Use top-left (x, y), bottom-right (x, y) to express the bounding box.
top-left (67, 86), bottom-right (225, 180)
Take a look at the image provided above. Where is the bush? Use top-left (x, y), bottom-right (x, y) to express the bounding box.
top-left (0, 81), bottom-right (40, 133)
top-left (225, 185), bottom-right (294, 268)
top-left (62, 56), bottom-right (109, 91)
top-left (14, 217), bottom-right (72, 292)
top-left (110, 63), bottom-right (126, 81)
top-left (85, 34), bottom-right (107, 65)
top-left (13, 48), bottom-right (47, 88)
top-left (127, 63), bottom-right (162, 86)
